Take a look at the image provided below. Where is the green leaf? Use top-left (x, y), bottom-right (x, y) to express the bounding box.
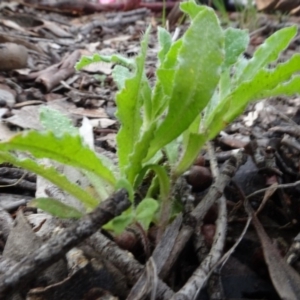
top-left (235, 25), bottom-right (297, 84)
top-left (209, 28), bottom-right (248, 112)
top-left (227, 53), bottom-right (300, 120)
top-left (125, 122), bottom-right (157, 185)
top-left (116, 26), bottom-right (151, 173)
top-left (259, 75), bottom-right (300, 98)
top-left (39, 106), bottom-right (78, 137)
top-left (112, 65), bottom-right (132, 90)
top-left (135, 198), bottom-right (159, 230)
top-left (164, 138), bottom-right (180, 166)
top-left (152, 39), bottom-right (183, 120)
top-left (134, 164), bottom-right (170, 200)
top-left (103, 207), bottom-right (134, 234)
top-left (157, 27), bottom-right (172, 64)
top-left (234, 55), bottom-right (249, 81)
top-left (0, 151), bottom-right (98, 208)
top-left (75, 53), bottom-right (134, 71)
top-left (206, 54), bottom-right (300, 139)
top-left (154, 39), bottom-right (182, 95)
top-left (141, 74), bottom-right (152, 127)
top-left (219, 71), bottom-right (231, 103)
top-left (222, 28), bottom-right (249, 70)
top-left (116, 178), bottom-right (134, 203)
top-left (146, 175), bottom-right (160, 199)
top-left (0, 131), bottom-right (116, 186)
top-left (75, 55), bottom-right (95, 71)
top-left (30, 198), bottom-right (83, 219)
top-left (148, 164), bottom-right (170, 200)
top-left (175, 133), bottom-right (206, 176)
top-left (83, 170), bottom-right (110, 202)
top-left (146, 7), bottom-right (224, 160)
top-left (180, 0), bottom-right (205, 19)
top-left (110, 54), bottom-right (135, 68)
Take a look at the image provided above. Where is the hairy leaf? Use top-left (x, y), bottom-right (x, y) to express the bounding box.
top-left (112, 65), bottom-right (132, 90)
top-left (164, 138), bottom-right (181, 166)
top-left (146, 7), bottom-right (224, 160)
top-left (227, 54), bottom-right (300, 121)
top-left (0, 151), bottom-right (98, 207)
top-left (157, 27), bottom-right (172, 64)
top-left (116, 26), bottom-right (151, 172)
top-left (0, 131), bottom-right (116, 186)
top-left (206, 54), bottom-right (300, 139)
top-left (180, 0), bottom-right (205, 19)
top-left (235, 26), bottom-right (297, 84)
top-left (218, 29), bottom-right (248, 103)
top-left (152, 39), bottom-right (183, 120)
top-left (126, 122), bottom-right (157, 185)
top-left (223, 28), bottom-right (249, 70)
top-left (259, 75), bottom-right (300, 98)
top-left (75, 53), bottom-right (134, 71)
top-left (40, 106), bottom-right (78, 136)
top-left (30, 198), bottom-right (83, 219)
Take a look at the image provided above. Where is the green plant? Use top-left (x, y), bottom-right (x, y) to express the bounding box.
top-left (0, 0), bottom-right (300, 235)
top-left (235, 0), bottom-right (258, 31)
top-left (212, 0), bottom-right (230, 25)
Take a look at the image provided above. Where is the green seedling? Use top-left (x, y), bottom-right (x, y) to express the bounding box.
top-left (1, 0), bottom-right (300, 235)
top-left (212, 0), bottom-right (230, 25)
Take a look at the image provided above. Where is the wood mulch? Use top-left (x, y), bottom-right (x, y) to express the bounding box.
top-left (1, 1), bottom-right (300, 299)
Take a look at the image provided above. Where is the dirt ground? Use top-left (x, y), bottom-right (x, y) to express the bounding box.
top-left (1, 1), bottom-right (300, 299)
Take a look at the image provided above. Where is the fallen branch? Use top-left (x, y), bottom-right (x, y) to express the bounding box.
top-left (0, 189), bottom-right (129, 298)
top-left (159, 151), bottom-right (247, 280)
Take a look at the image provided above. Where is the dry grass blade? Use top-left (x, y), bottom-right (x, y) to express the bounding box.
top-left (245, 199), bottom-right (300, 300)
top-left (254, 183), bottom-right (278, 215)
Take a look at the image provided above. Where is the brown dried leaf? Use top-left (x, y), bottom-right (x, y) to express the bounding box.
top-left (255, 0), bottom-right (279, 10)
top-left (245, 201), bottom-right (300, 300)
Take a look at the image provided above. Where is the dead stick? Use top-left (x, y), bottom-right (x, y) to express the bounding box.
top-left (0, 189), bottom-right (129, 298)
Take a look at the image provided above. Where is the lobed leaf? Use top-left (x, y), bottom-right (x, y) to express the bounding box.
top-left (258, 75), bottom-right (300, 98)
top-left (235, 25), bottom-right (297, 84)
top-left (75, 53), bottom-right (134, 71)
top-left (206, 54), bottom-right (300, 139)
top-left (0, 151), bottom-right (99, 208)
top-left (226, 54), bottom-right (300, 121)
top-left (0, 131), bottom-right (116, 186)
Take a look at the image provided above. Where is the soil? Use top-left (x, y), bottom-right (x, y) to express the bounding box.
top-left (1, 1), bottom-right (300, 299)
